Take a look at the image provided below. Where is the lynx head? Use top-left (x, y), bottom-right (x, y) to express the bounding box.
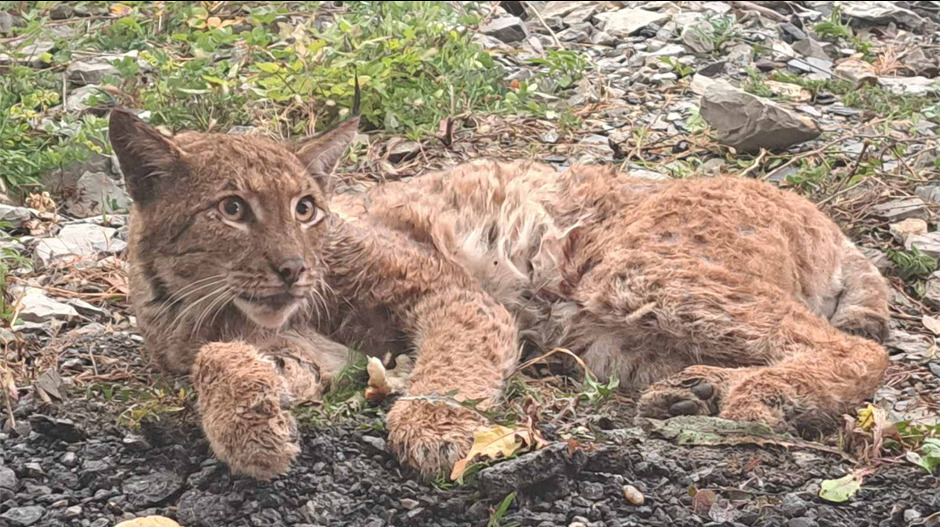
top-left (110, 109), bottom-right (358, 330)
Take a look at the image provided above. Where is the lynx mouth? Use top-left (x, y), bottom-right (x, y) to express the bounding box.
top-left (233, 291), bottom-right (305, 329)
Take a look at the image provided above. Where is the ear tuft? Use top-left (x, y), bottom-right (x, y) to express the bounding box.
top-left (109, 108), bottom-right (184, 205)
top-left (292, 116), bottom-right (360, 194)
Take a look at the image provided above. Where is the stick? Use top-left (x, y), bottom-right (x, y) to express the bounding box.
top-left (524, 1), bottom-right (563, 50)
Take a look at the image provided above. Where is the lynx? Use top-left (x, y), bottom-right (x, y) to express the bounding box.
top-left (110, 109), bottom-right (889, 480)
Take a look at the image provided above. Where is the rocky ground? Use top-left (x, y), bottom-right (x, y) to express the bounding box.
top-left (2, 1), bottom-right (940, 526)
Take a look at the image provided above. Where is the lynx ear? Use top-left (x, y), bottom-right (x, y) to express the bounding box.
top-left (109, 108), bottom-right (185, 205)
top-left (292, 116), bottom-right (360, 195)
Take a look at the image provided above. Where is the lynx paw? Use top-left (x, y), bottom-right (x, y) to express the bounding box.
top-left (386, 398), bottom-right (481, 479)
top-left (193, 342), bottom-right (301, 480)
top-left (638, 365), bottom-right (741, 419)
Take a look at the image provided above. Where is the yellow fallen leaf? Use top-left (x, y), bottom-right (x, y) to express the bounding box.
top-left (856, 403), bottom-right (885, 431)
top-left (115, 517), bottom-right (181, 527)
top-left (109, 4), bottom-right (131, 16)
top-left (451, 424), bottom-right (545, 481)
top-left (206, 16), bottom-right (222, 28)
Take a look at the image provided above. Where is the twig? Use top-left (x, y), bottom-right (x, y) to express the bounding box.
top-left (524, 1), bottom-right (563, 51)
top-left (740, 148), bottom-right (768, 178)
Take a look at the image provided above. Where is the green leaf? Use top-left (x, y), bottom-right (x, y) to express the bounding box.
top-left (819, 473), bottom-right (863, 503)
top-left (255, 62), bottom-right (281, 74)
top-left (907, 438), bottom-right (940, 474)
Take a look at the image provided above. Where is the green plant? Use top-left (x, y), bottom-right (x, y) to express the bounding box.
top-left (887, 247), bottom-right (938, 281)
top-left (659, 57), bottom-right (694, 79)
top-left (743, 69), bottom-right (774, 98)
top-left (786, 160), bottom-right (831, 193)
top-left (813, 8), bottom-right (853, 42)
top-left (579, 373), bottom-right (619, 405)
top-left (488, 492), bottom-right (519, 527)
top-left (693, 14), bottom-right (739, 54)
top-left (528, 49), bottom-right (590, 91)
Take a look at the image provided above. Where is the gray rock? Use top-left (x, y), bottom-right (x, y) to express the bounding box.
top-left (871, 198), bottom-right (929, 222)
top-left (386, 138), bottom-right (421, 164)
top-left (593, 9), bottom-right (670, 38)
top-left (557, 22), bottom-right (593, 43)
top-left (787, 56), bottom-right (832, 79)
top-left (793, 38), bottom-right (830, 61)
top-left (362, 435), bottom-right (387, 452)
top-left (13, 287), bottom-right (78, 323)
top-left (700, 84), bottom-right (821, 153)
top-left (66, 51), bottom-right (147, 85)
top-left (0, 466), bottom-right (17, 489)
top-left (0, 506), bottom-right (45, 527)
top-left (123, 471), bottom-right (184, 508)
top-left (841, 2), bottom-right (925, 30)
top-left (480, 16), bottom-right (528, 43)
top-left (682, 23), bottom-right (715, 54)
top-left (889, 218), bottom-right (928, 244)
top-left (538, 1), bottom-right (583, 19)
top-left (787, 518), bottom-right (817, 527)
top-left (177, 489), bottom-right (241, 526)
top-left (834, 58), bottom-right (877, 84)
top-left (69, 298), bottom-right (110, 319)
top-left (0, 12), bottom-right (16, 35)
top-left (66, 62), bottom-right (119, 86)
top-left (915, 185), bottom-right (940, 205)
top-left (477, 444), bottom-right (573, 496)
top-left (62, 171), bottom-right (132, 218)
top-left (781, 493), bottom-right (809, 517)
top-left (49, 3), bottom-right (74, 19)
top-left (581, 481), bottom-right (605, 501)
top-left (34, 223), bottom-right (118, 267)
top-left (28, 414), bottom-right (87, 442)
top-left (907, 232), bottom-right (940, 259)
top-left (64, 85), bottom-right (106, 112)
top-left (0, 204), bottom-right (34, 230)
top-left (926, 273), bottom-right (940, 309)
top-left (562, 4), bottom-right (598, 25)
top-left (0, 40), bottom-right (54, 68)
top-left (590, 31), bottom-right (616, 47)
top-left (879, 77), bottom-right (939, 97)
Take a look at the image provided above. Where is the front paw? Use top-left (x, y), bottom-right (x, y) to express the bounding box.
top-left (386, 398), bottom-right (482, 479)
top-left (193, 342), bottom-right (300, 480)
top-left (638, 365), bottom-right (739, 419)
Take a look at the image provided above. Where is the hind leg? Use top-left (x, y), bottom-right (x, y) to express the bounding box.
top-left (828, 242), bottom-right (890, 342)
top-left (575, 259), bottom-right (888, 433)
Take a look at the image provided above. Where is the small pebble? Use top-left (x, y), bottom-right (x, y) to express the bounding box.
top-left (623, 484), bottom-right (645, 506)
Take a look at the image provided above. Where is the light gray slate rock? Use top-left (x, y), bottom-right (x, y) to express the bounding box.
top-left (34, 223), bottom-right (118, 267)
top-left (700, 84), bottom-right (821, 153)
top-left (593, 9), bottom-right (671, 37)
top-left (13, 287), bottom-right (79, 323)
top-left (62, 171), bottom-right (131, 218)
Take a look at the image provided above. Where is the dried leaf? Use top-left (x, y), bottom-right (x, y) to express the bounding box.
top-left (451, 425), bottom-right (543, 480)
top-left (364, 357), bottom-right (391, 403)
top-left (109, 4), bottom-right (132, 16)
top-left (924, 315), bottom-right (940, 336)
top-left (819, 472), bottom-right (863, 503)
top-left (690, 488), bottom-right (717, 515)
top-left (206, 16), bottom-right (223, 28)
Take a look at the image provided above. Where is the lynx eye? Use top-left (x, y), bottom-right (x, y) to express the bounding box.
top-left (218, 196), bottom-right (248, 221)
top-left (295, 196), bottom-right (324, 225)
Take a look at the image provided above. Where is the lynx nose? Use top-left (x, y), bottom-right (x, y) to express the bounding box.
top-left (276, 258), bottom-right (306, 286)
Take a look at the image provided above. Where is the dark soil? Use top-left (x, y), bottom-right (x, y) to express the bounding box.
top-left (2, 334), bottom-right (939, 527)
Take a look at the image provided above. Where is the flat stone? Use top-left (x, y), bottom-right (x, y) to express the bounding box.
top-left (0, 466), bottom-right (17, 489)
top-left (593, 9), bottom-right (671, 38)
top-left (889, 218), bottom-right (928, 243)
top-left (28, 414), bottom-right (87, 442)
top-left (906, 232), bottom-right (940, 259)
top-left (34, 223), bottom-right (118, 267)
top-left (915, 185), bottom-right (940, 205)
top-left (66, 51), bottom-right (148, 85)
top-left (0, 12), bottom-right (16, 35)
top-left (793, 38), bottom-right (831, 60)
top-left (0, 506), bottom-right (45, 527)
top-left (842, 2), bottom-right (925, 29)
top-left (879, 77), bottom-right (939, 97)
top-left (926, 273), bottom-right (940, 309)
top-left (123, 471), bottom-right (184, 508)
top-left (64, 85), bottom-right (106, 112)
top-left (700, 84), bottom-right (821, 153)
top-left (0, 40), bottom-right (53, 68)
top-left (538, 1), bottom-right (583, 19)
top-left (13, 287), bottom-right (78, 323)
top-left (872, 198), bottom-right (929, 222)
top-left (480, 16), bottom-right (528, 43)
top-left (0, 205), bottom-right (35, 230)
top-left (386, 138), bottom-right (421, 164)
top-left (834, 58), bottom-right (877, 84)
top-left (62, 171), bottom-right (132, 218)
top-left (557, 22), bottom-right (592, 43)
